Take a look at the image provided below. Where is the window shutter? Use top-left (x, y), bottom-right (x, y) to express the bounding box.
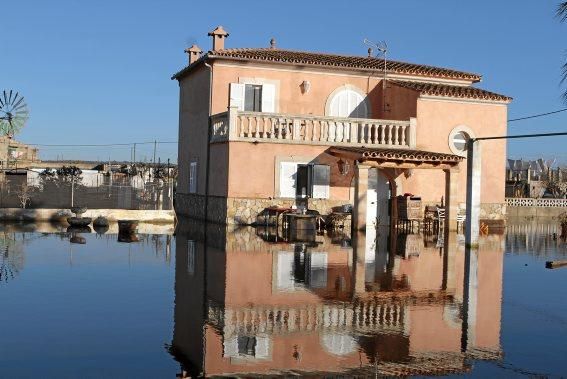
top-left (261, 83), bottom-right (276, 113)
top-left (279, 162), bottom-right (297, 198)
top-left (277, 252), bottom-right (295, 290)
top-left (311, 164), bottom-right (330, 199)
top-left (223, 336), bottom-right (238, 357)
top-left (229, 83), bottom-right (245, 111)
top-left (254, 336), bottom-right (270, 358)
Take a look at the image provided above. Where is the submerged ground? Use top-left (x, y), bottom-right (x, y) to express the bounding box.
top-left (0, 220), bottom-right (565, 378)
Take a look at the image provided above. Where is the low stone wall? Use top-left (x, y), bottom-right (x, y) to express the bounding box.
top-left (506, 197), bottom-right (567, 219)
top-left (176, 193), bottom-right (351, 225)
top-left (0, 208), bottom-right (175, 223)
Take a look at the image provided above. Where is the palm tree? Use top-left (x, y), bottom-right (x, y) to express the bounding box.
top-left (558, 2), bottom-right (567, 100)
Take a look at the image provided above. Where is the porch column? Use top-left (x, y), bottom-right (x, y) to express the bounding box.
top-left (352, 164), bottom-right (371, 232)
top-left (444, 167), bottom-right (460, 231)
top-left (353, 231), bottom-right (366, 294)
top-left (465, 140), bottom-right (482, 247)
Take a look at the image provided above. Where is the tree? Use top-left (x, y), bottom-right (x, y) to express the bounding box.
top-left (56, 166), bottom-right (83, 184)
top-left (16, 182), bottom-right (34, 209)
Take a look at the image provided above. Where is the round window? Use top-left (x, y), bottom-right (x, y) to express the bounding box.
top-left (448, 126), bottom-right (475, 156)
top-left (452, 131), bottom-right (469, 152)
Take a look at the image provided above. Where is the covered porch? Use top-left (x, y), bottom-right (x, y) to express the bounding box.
top-left (328, 146), bottom-right (464, 232)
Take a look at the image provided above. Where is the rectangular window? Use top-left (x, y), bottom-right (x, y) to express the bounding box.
top-left (279, 162), bottom-right (330, 199)
top-left (189, 161), bottom-right (197, 193)
top-left (244, 84), bottom-right (262, 112)
top-left (230, 82), bottom-right (276, 113)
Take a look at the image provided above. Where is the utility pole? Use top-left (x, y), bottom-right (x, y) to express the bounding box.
top-left (133, 143), bottom-right (136, 164)
top-left (153, 140), bottom-right (157, 167)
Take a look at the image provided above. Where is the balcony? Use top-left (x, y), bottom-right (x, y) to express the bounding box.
top-left (211, 106), bottom-right (416, 148)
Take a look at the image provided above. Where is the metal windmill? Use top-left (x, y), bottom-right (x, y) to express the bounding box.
top-left (363, 39), bottom-right (389, 113)
top-left (0, 90), bottom-right (29, 138)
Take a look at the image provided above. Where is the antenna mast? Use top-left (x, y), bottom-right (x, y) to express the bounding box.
top-left (363, 39), bottom-right (389, 114)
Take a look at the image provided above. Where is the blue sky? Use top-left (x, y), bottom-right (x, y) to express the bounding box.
top-left (1, 0), bottom-right (566, 163)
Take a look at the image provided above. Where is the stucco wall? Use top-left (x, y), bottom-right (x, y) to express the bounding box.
top-left (177, 65), bottom-right (212, 195)
top-left (211, 63), bottom-right (385, 118)
top-left (227, 142), bottom-right (353, 200)
top-left (401, 98), bottom-right (507, 205)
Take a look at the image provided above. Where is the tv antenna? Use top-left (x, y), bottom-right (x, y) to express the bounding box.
top-left (364, 39), bottom-right (389, 113)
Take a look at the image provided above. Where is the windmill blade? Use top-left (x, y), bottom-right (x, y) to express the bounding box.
top-left (2, 91), bottom-right (7, 106)
top-left (13, 96), bottom-right (24, 109)
top-left (14, 92), bottom-right (24, 108)
top-left (8, 90), bottom-right (13, 105)
top-left (0, 96), bottom-right (4, 108)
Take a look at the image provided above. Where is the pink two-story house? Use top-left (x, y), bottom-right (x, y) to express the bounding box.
top-left (172, 26), bottom-right (511, 230)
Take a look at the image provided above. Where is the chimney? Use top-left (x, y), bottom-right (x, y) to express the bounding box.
top-left (184, 44), bottom-right (202, 64)
top-left (208, 26), bottom-right (229, 51)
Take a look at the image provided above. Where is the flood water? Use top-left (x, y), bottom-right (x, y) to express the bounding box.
top-left (0, 220), bottom-right (566, 378)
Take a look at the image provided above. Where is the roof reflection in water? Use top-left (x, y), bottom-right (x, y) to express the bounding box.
top-left (170, 219), bottom-right (504, 377)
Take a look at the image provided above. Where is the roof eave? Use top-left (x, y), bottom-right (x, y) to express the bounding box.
top-left (201, 54), bottom-right (482, 83)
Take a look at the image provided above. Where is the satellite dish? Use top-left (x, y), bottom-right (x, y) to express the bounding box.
top-left (0, 90), bottom-right (29, 138)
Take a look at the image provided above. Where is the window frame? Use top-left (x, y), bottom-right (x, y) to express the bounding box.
top-left (188, 161), bottom-right (197, 193)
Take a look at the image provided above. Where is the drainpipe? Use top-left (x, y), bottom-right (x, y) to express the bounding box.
top-left (204, 62), bottom-right (213, 221)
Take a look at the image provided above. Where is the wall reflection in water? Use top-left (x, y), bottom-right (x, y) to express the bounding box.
top-left (170, 220), bottom-right (504, 377)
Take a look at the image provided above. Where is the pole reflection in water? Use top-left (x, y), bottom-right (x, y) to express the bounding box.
top-left (169, 219), bottom-right (504, 377)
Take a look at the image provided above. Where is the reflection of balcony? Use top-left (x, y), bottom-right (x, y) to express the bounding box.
top-left (211, 107), bottom-right (416, 148)
top-left (208, 299), bottom-right (406, 338)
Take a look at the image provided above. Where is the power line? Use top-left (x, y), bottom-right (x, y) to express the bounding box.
top-left (508, 108), bottom-right (567, 122)
top-left (27, 140), bottom-right (178, 147)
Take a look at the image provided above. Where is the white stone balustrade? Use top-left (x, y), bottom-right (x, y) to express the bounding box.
top-left (210, 106), bottom-right (416, 148)
top-left (208, 300), bottom-right (406, 338)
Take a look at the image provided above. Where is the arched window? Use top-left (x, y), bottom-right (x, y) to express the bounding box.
top-left (326, 86), bottom-right (369, 118)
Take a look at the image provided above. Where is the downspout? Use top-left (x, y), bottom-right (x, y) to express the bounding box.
top-left (204, 61), bottom-right (213, 221)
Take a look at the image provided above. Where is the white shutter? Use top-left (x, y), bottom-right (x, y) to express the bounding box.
top-left (279, 162), bottom-right (297, 198)
top-left (329, 88), bottom-right (368, 118)
top-left (223, 336), bottom-right (238, 357)
top-left (254, 336), bottom-right (270, 359)
top-left (311, 164), bottom-right (330, 199)
top-left (277, 252), bottom-right (295, 290)
top-left (229, 83), bottom-right (245, 111)
top-left (261, 83), bottom-right (276, 113)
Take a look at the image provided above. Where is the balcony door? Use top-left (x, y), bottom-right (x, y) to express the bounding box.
top-left (327, 87), bottom-right (368, 118)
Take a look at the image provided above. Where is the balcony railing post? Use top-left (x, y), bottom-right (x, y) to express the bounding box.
top-left (228, 106), bottom-right (239, 140)
top-left (408, 117), bottom-right (417, 148)
top-left (350, 121), bottom-right (358, 143)
top-left (292, 119), bottom-right (301, 140)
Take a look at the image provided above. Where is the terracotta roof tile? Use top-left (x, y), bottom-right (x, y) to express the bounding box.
top-left (172, 48), bottom-right (482, 82)
top-left (330, 146), bottom-right (464, 164)
top-left (391, 80), bottom-right (512, 102)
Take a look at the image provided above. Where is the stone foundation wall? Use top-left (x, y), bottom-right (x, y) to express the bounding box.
top-left (176, 193), bottom-right (352, 225)
top-left (480, 203), bottom-right (506, 220)
top-left (177, 193), bottom-right (507, 226)
top-left (228, 197), bottom-right (351, 225)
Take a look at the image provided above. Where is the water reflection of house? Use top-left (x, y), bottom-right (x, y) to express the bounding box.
top-left (170, 220), bottom-right (504, 377)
